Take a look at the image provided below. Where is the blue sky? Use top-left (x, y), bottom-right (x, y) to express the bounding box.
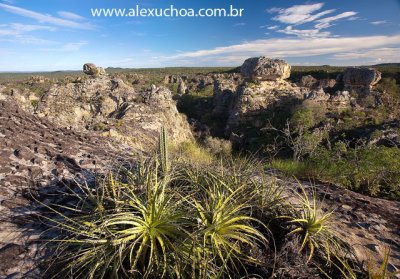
top-left (0, 0), bottom-right (399, 71)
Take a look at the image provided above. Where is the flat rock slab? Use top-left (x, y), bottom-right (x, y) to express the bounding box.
top-left (0, 100), bottom-right (136, 278)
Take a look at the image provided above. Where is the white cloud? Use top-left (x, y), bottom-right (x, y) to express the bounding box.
top-left (0, 3), bottom-right (94, 30)
top-left (278, 26), bottom-right (331, 38)
top-left (161, 35), bottom-right (400, 65)
top-left (0, 23), bottom-right (57, 44)
top-left (9, 23), bottom-right (56, 32)
top-left (267, 25), bottom-right (279, 30)
top-left (332, 47), bottom-right (400, 62)
top-left (57, 11), bottom-right (85, 21)
top-left (269, 3), bottom-right (335, 25)
top-left (0, 23), bottom-right (56, 35)
top-left (0, 36), bottom-right (55, 45)
top-left (266, 3), bottom-right (358, 39)
top-left (39, 41), bottom-right (88, 52)
top-left (370, 20), bottom-right (387, 25)
top-left (315, 11), bottom-right (357, 29)
top-left (233, 22), bottom-right (246, 27)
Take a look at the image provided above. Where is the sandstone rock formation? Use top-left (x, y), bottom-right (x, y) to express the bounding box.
top-left (328, 90), bottom-right (353, 108)
top-left (83, 63), bottom-right (107, 77)
top-left (342, 67), bottom-right (381, 92)
top-left (226, 80), bottom-right (306, 134)
top-left (27, 75), bottom-right (49, 85)
top-left (318, 78), bottom-right (337, 90)
top-left (0, 100), bottom-right (136, 278)
top-left (241, 57), bottom-right (291, 81)
top-left (305, 88), bottom-right (330, 102)
top-left (212, 77), bottom-right (241, 117)
top-left (299, 75), bottom-right (318, 88)
top-left (212, 57), bottom-right (383, 146)
top-left (177, 79), bottom-right (188, 94)
top-left (213, 57), bottom-right (306, 140)
top-left (0, 65), bottom-right (193, 149)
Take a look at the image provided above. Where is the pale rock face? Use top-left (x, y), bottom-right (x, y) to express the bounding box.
top-left (83, 63), bottom-right (107, 77)
top-left (28, 75), bottom-right (49, 84)
top-left (226, 80), bottom-right (306, 133)
top-left (342, 67), bottom-right (381, 91)
top-left (318, 78), bottom-right (337, 90)
top-left (306, 88), bottom-right (330, 102)
top-left (329, 90), bottom-right (352, 108)
top-left (212, 78), bottom-right (240, 116)
top-left (177, 80), bottom-right (188, 94)
top-left (0, 99), bottom-right (137, 278)
top-left (241, 57), bottom-right (291, 81)
top-left (4, 65), bottom-right (193, 149)
top-left (299, 75), bottom-right (318, 88)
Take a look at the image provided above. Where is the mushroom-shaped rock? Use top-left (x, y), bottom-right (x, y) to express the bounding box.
top-left (343, 67), bottom-right (381, 89)
top-left (83, 63), bottom-right (106, 77)
top-left (241, 57), bottom-right (291, 81)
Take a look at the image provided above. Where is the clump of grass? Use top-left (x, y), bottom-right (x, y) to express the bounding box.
top-left (203, 136), bottom-right (232, 156)
top-left (367, 248), bottom-right (400, 279)
top-left (38, 129), bottom-right (363, 278)
top-left (170, 140), bottom-right (214, 167)
top-left (30, 99), bottom-right (39, 109)
top-left (270, 145), bottom-right (400, 201)
top-left (269, 159), bottom-right (310, 178)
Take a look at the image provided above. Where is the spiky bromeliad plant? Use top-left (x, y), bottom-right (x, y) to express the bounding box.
top-left (286, 186), bottom-right (340, 263)
top-left (42, 128), bottom-right (269, 278)
top-left (189, 185), bottom-right (268, 278)
top-left (41, 161), bottom-right (187, 279)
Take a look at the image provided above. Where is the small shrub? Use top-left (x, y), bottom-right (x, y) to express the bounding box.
top-left (291, 108), bottom-right (315, 131)
top-left (270, 142), bottom-right (400, 200)
top-left (269, 159), bottom-right (310, 178)
top-left (203, 136), bottom-right (232, 156)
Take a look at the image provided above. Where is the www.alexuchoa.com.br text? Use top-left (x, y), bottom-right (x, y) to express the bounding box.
top-left (91, 5), bottom-right (244, 18)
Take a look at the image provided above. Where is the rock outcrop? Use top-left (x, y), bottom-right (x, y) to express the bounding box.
top-left (241, 57), bottom-right (291, 81)
top-left (299, 75), bottom-right (318, 88)
top-left (212, 77), bottom-right (240, 117)
top-left (1, 65), bottom-right (193, 149)
top-left (342, 67), bottom-right (381, 93)
top-left (0, 100), bottom-right (136, 278)
top-left (83, 63), bottom-right (107, 77)
top-left (212, 57), bottom-right (384, 146)
top-left (177, 79), bottom-right (188, 94)
top-left (226, 80), bottom-right (306, 134)
top-left (213, 57), bottom-right (306, 141)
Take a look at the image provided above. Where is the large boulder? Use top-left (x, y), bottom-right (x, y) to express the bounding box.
top-left (342, 67), bottom-right (381, 91)
top-left (241, 57), bottom-right (291, 81)
top-left (83, 63), bottom-right (106, 77)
